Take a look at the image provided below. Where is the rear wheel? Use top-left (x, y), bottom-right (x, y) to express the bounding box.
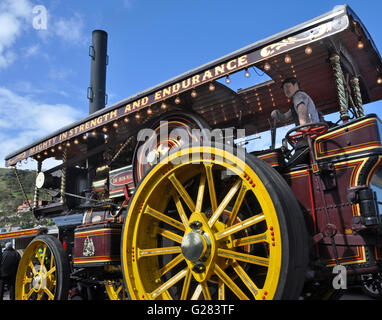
top-left (121, 144), bottom-right (309, 300)
top-left (133, 111), bottom-right (210, 185)
top-left (15, 235), bottom-right (70, 300)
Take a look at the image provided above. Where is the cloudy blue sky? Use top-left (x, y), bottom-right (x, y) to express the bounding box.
top-left (1, 0), bottom-right (382, 169)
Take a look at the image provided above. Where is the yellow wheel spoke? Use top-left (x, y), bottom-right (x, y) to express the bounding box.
top-left (195, 174), bottom-right (206, 213)
top-left (168, 173), bottom-right (196, 212)
top-left (180, 269), bottom-right (192, 300)
top-left (145, 205), bottom-right (185, 231)
top-left (213, 264), bottom-right (249, 300)
top-left (215, 213), bottom-right (265, 240)
top-left (157, 227), bottom-right (183, 244)
top-left (172, 192), bottom-right (189, 228)
top-left (227, 183), bottom-right (248, 226)
top-left (150, 268), bottom-right (188, 299)
top-left (205, 164), bottom-right (217, 212)
top-left (38, 245), bottom-right (47, 265)
top-left (201, 282), bottom-right (212, 300)
top-left (50, 253), bottom-right (54, 270)
top-left (191, 284), bottom-right (203, 300)
top-left (231, 260), bottom-right (259, 298)
top-left (218, 280), bottom-right (225, 300)
top-left (29, 261), bottom-right (37, 275)
top-left (46, 265), bottom-right (56, 276)
top-left (44, 287), bottom-right (55, 300)
top-left (233, 231), bottom-right (269, 247)
top-left (138, 246), bottom-right (181, 259)
top-left (25, 288), bottom-right (34, 300)
top-left (159, 253), bottom-right (185, 276)
top-left (209, 178), bottom-right (242, 227)
top-left (115, 285), bottom-right (122, 296)
top-left (217, 248), bottom-right (269, 267)
top-left (23, 276), bottom-right (32, 284)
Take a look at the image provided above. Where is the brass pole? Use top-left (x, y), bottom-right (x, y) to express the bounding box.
top-left (350, 77), bottom-right (365, 117)
top-left (330, 54), bottom-right (350, 122)
top-left (60, 148), bottom-right (67, 204)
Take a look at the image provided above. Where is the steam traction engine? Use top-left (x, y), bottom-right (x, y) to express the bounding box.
top-left (5, 5), bottom-right (382, 300)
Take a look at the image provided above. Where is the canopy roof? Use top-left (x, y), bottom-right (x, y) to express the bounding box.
top-left (5, 4), bottom-right (382, 166)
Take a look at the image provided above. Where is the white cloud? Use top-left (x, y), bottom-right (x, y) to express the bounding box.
top-left (53, 13), bottom-right (86, 44)
top-left (1, 0), bottom-right (33, 18)
top-left (0, 0), bottom-right (88, 69)
top-left (37, 11), bottom-right (88, 46)
top-left (0, 0), bottom-right (33, 69)
top-left (0, 87), bottom-right (84, 168)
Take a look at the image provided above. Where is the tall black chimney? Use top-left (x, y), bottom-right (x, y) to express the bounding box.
top-left (88, 30), bottom-right (108, 115)
top-left (85, 30), bottom-right (108, 201)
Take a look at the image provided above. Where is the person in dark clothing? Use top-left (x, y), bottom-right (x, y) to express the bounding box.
top-left (0, 242), bottom-right (21, 300)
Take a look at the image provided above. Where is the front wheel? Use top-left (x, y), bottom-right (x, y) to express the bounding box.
top-left (121, 143), bottom-right (309, 300)
top-left (15, 235), bottom-right (70, 300)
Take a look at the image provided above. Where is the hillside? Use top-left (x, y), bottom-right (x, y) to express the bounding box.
top-left (0, 167), bottom-right (49, 229)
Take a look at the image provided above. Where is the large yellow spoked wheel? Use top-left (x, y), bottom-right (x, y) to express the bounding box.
top-left (15, 235), bottom-right (70, 300)
top-left (121, 143), bottom-right (309, 300)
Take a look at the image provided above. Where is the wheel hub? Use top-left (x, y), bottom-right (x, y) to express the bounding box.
top-left (32, 274), bottom-right (42, 291)
top-left (32, 271), bottom-right (47, 292)
top-left (181, 230), bottom-right (207, 262)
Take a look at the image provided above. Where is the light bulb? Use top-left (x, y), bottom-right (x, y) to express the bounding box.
top-left (284, 54), bottom-right (291, 63)
top-left (264, 62), bottom-right (271, 71)
top-left (305, 46), bottom-right (312, 55)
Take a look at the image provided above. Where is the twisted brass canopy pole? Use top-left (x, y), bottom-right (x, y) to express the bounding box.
top-left (330, 54), bottom-right (350, 122)
top-left (350, 77), bottom-right (365, 117)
